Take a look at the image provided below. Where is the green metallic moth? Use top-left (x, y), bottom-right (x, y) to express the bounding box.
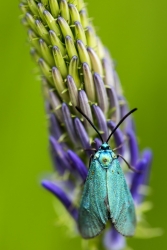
top-left (76, 107), bottom-right (137, 239)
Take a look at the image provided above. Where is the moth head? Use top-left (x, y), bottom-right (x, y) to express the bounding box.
top-left (100, 143), bottom-right (110, 150)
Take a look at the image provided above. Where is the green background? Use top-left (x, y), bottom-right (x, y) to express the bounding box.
top-left (0, 0), bottom-right (166, 249)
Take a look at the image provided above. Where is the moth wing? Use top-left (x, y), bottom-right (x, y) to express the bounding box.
top-left (107, 159), bottom-right (136, 236)
top-left (78, 160), bottom-right (108, 239)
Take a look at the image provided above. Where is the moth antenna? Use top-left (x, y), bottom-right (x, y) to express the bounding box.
top-left (106, 108), bottom-right (137, 143)
top-left (75, 106), bottom-right (104, 143)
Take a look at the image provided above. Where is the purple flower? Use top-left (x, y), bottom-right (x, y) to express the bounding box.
top-left (20, 0), bottom-right (153, 249)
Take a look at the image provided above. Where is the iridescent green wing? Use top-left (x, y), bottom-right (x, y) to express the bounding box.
top-left (78, 160), bottom-right (108, 239)
top-left (107, 159), bottom-right (136, 236)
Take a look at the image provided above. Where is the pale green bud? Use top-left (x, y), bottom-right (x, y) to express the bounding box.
top-left (60, 0), bottom-right (70, 23)
top-left (74, 21), bottom-right (87, 46)
top-left (48, 0), bottom-right (59, 18)
top-left (52, 46), bottom-right (68, 79)
top-left (65, 35), bottom-right (78, 60)
top-left (69, 4), bottom-right (81, 23)
top-left (69, 56), bottom-right (80, 88)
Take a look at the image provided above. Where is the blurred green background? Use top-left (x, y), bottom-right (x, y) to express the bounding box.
top-left (0, 0), bottom-right (167, 249)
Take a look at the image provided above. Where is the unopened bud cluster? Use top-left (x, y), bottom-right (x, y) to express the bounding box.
top-left (20, 1), bottom-right (154, 249)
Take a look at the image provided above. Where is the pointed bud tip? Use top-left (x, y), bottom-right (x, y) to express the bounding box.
top-left (52, 45), bottom-right (59, 52)
top-left (38, 58), bottom-right (44, 64)
top-left (67, 75), bottom-right (73, 82)
top-left (39, 38), bottom-right (44, 44)
top-left (83, 62), bottom-right (89, 71)
top-left (76, 39), bottom-right (82, 46)
top-left (38, 2), bottom-right (43, 7)
top-left (65, 35), bottom-right (72, 41)
top-left (49, 30), bottom-right (54, 35)
top-left (52, 66), bottom-right (58, 73)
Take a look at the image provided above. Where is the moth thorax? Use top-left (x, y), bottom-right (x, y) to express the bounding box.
top-left (99, 152), bottom-right (112, 168)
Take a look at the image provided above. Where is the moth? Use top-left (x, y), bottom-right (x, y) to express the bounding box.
top-left (76, 107), bottom-right (137, 239)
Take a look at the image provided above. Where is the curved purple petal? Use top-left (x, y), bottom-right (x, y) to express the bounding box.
top-left (103, 227), bottom-right (125, 250)
top-left (126, 129), bottom-right (139, 167)
top-left (42, 180), bottom-right (78, 220)
top-left (92, 105), bottom-right (109, 141)
top-left (107, 87), bottom-right (121, 124)
top-left (102, 58), bottom-right (115, 88)
top-left (62, 103), bottom-right (78, 144)
top-left (67, 150), bottom-right (88, 181)
top-left (93, 138), bottom-right (102, 150)
top-left (93, 73), bottom-right (109, 114)
top-left (49, 113), bottom-right (62, 140)
top-left (119, 96), bottom-right (134, 132)
top-left (131, 149), bottom-right (153, 204)
top-left (113, 71), bottom-right (123, 96)
top-left (107, 120), bottom-right (125, 155)
top-left (142, 149), bottom-right (153, 185)
top-left (50, 136), bottom-right (72, 171)
top-left (78, 90), bottom-right (93, 131)
top-left (50, 147), bottom-right (66, 175)
top-left (74, 118), bottom-right (91, 155)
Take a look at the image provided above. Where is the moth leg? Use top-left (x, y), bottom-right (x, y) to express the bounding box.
top-left (84, 148), bottom-right (97, 152)
top-left (117, 154), bottom-right (140, 173)
top-left (112, 136), bottom-right (128, 152)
